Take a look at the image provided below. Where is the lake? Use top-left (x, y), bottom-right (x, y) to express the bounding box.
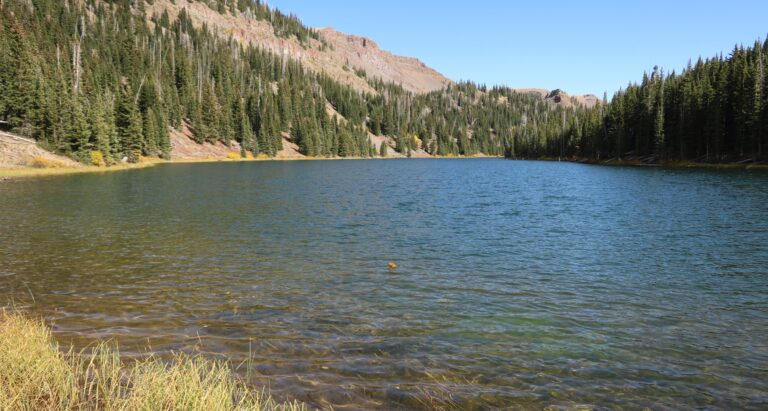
top-left (1, 159), bottom-right (767, 409)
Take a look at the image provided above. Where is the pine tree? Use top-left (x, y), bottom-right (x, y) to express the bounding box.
top-left (143, 109), bottom-right (159, 156)
top-left (117, 90), bottom-right (144, 163)
top-left (69, 97), bottom-right (91, 156)
top-left (1, 16), bottom-right (41, 136)
top-left (105, 92), bottom-right (121, 162)
top-left (753, 43), bottom-right (764, 157)
top-left (235, 98), bottom-right (256, 155)
top-left (191, 102), bottom-right (205, 144)
top-left (201, 79), bottom-right (220, 143)
top-left (654, 69), bottom-right (665, 157)
top-left (156, 109), bottom-right (171, 159)
top-left (91, 94), bottom-right (112, 158)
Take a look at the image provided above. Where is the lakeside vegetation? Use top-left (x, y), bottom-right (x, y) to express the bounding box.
top-left (0, 311), bottom-right (304, 410)
top-left (0, 157), bottom-right (162, 179)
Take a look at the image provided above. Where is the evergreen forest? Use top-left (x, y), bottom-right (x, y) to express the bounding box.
top-left (1, 0), bottom-right (765, 165)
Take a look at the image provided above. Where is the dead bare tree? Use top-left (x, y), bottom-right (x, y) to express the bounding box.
top-left (72, 16), bottom-right (86, 95)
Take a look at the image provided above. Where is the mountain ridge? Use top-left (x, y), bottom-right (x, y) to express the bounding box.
top-left (148, 0), bottom-right (595, 106)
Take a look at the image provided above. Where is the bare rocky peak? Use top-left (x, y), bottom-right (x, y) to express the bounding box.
top-left (546, 89), bottom-right (599, 108)
top-left (515, 88), bottom-right (598, 108)
top-left (317, 27), bottom-right (452, 94)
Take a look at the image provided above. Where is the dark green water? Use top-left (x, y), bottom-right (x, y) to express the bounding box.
top-left (1, 159), bottom-right (767, 410)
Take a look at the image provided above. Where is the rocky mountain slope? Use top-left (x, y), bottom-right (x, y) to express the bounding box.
top-left (147, 0), bottom-right (450, 94)
top-left (317, 27), bottom-right (452, 94)
top-left (148, 0), bottom-right (593, 106)
top-left (515, 89), bottom-right (599, 108)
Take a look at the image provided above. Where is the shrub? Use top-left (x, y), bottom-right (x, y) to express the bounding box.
top-left (90, 151), bottom-right (106, 167)
top-left (227, 152), bottom-right (241, 160)
top-left (30, 156), bottom-right (54, 168)
top-left (412, 135), bottom-right (423, 149)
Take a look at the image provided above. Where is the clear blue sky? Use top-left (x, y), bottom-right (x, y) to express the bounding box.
top-left (268, 0), bottom-right (768, 96)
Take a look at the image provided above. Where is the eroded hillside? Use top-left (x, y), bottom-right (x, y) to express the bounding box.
top-left (147, 0), bottom-right (451, 94)
top-left (146, 0), bottom-right (593, 107)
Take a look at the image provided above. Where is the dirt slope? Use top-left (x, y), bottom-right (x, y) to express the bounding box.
top-left (0, 132), bottom-right (80, 169)
top-left (147, 0), bottom-right (596, 105)
top-left (148, 0), bottom-right (450, 94)
top-left (170, 123), bottom-right (243, 160)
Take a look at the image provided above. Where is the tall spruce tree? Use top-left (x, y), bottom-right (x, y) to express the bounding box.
top-left (117, 90), bottom-right (144, 163)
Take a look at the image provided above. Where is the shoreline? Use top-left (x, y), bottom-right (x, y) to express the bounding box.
top-left (508, 156), bottom-right (768, 170)
top-left (9, 153), bottom-right (765, 181)
top-left (0, 154), bottom-right (502, 180)
top-left (0, 161), bottom-right (162, 180)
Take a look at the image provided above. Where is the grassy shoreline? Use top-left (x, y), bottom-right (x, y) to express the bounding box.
top-left (509, 156), bottom-right (768, 170)
top-left (0, 160), bottom-right (163, 179)
top-left (0, 154), bottom-right (502, 180)
top-left (0, 311), bottom-right (304, 411)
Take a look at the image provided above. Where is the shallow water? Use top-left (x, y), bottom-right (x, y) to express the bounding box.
top-left (1, 159), bottom-right (767, 409)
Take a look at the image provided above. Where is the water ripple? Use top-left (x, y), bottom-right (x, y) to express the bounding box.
top-left (1, 160), bottom-right (768, 409)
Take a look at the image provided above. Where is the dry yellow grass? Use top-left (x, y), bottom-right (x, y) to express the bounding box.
top-left (0, 160), bottom-right (165, 179)
top-left (0, 312), bottom-right (306, 411)
top-left (29, 156), bottom-right (66, 169)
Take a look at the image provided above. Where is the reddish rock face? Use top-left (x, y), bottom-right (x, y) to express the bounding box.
top-left (318, 28), bottom-right (452, 94)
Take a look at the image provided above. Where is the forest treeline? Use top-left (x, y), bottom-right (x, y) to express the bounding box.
top-left (1, 0), bottom-right (765, 165)
top-left (512, 43), bottom-right (768, 163)
top-left (0, 0), bottom-right (585, 163)
top-left (0, 0), bottom-right (373, 163)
